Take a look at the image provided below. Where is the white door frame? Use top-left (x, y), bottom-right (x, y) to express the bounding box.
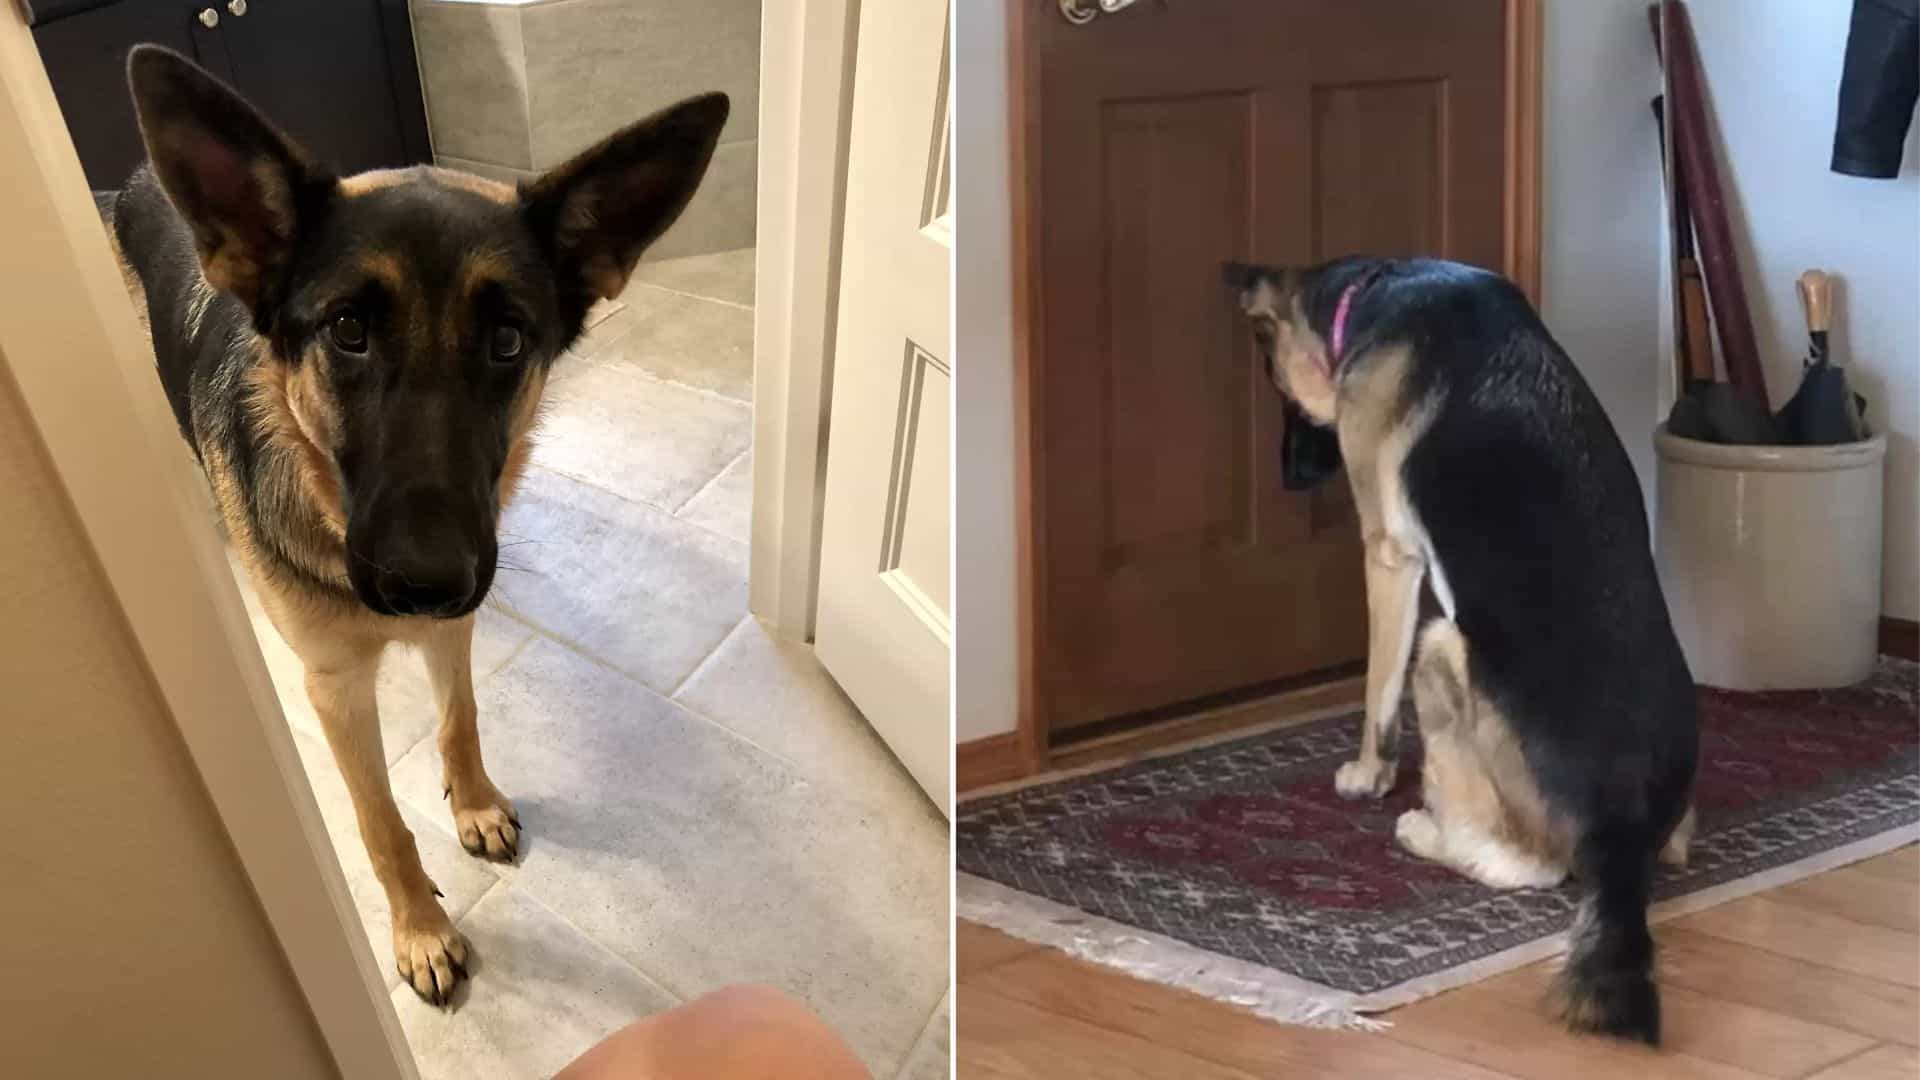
top-left (750, 0), bottom-right (859, 642)
top-left (0, 13), bottom-right (413, 1079)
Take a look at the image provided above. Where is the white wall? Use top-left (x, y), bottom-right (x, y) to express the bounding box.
top-left (954, 1), bottom-right (1666, 742)
top-left (954, 0), bottom-right (1018, 742)
top-left (1541, 0), bottom-right (1664, 494)
top-left (1681, 0), bottom-right (1919, 620)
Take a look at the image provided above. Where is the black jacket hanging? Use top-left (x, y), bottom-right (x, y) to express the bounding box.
top-left (1832, 0), bottom-right (1919, 178)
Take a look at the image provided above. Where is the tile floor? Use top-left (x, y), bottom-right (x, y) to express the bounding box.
top-left (229, 248), bottom-right (951, 1080)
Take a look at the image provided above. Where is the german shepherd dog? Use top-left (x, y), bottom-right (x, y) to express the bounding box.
top-left (102, 45), bottom-right (727, 1002)
top-left (1225, 257), bottom-right (1699, 1044)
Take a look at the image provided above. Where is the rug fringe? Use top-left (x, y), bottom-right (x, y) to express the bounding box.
top-left (958, 874), bottom-right (1390, 1032)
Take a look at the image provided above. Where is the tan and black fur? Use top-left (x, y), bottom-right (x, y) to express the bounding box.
top-left (1227, 257), bottom-right (1699, 1044)
top-left (106, 46), bottom-right (727, 1003)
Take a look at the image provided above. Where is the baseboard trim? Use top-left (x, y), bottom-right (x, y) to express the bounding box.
top-left (1882, 617), bottom-right (1919, 662)
top-left (958, 733), bottom-right (1030, 793)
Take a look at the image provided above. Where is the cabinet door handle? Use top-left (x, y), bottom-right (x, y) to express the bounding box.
top-left (197, 7), bottom-right (219, 27)
top-left (228, 0), bottom-right (248, 16)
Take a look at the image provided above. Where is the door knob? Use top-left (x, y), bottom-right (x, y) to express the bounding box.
top-left (197, 7), bottom-right (219, 27)
top-left (1058, 0), bottom-right (1153, 25)
top-left (228, 0), bottom-right (247, 15)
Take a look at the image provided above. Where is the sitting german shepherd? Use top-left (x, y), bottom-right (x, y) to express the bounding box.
top-left (1225, 257), bottom-right (1699, 1044)
top-left (104, 45), bottom-right (727, 1002)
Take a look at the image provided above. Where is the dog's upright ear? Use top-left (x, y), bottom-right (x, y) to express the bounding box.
top-left (126, 45), bottom-right (332, 311)
top-left (521, 93), bottom-right (730, 307)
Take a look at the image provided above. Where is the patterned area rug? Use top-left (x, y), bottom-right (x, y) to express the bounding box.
top-left (958, 659), bottom-right (1919, 1028)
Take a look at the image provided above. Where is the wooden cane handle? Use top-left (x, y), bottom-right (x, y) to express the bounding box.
top-left (1798, 270), bottom-right (1832, 334)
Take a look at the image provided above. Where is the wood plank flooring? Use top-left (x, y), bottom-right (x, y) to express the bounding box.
top-left (957, 846), bottom-right (1920, 1079)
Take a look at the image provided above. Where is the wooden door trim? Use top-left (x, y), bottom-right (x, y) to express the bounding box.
top-left (1505, 0), bottom-right (1544, 306)
top-left (1006, 0), bottom-right (1544, 777)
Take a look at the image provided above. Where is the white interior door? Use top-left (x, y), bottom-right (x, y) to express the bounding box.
top-left (815, 0), bottom-right (952, 817)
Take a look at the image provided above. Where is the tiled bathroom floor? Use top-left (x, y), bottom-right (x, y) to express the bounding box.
top-left (229, 249), bottom-right (951, 1080)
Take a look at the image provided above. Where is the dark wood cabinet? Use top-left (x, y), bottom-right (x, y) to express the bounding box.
top-left (30, 0), bottom-right (430, 190)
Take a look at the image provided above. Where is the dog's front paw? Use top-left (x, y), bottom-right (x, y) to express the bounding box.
top-left (1334, 757), bottom-right (1396, 800)
top-left (448, 785), bottom-right (521, 862)
top-left (393, 908), bottom-right (469, 1005)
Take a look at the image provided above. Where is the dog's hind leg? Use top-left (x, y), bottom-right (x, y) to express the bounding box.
top-left (304, 640), bottom-right (469, 1003)
top-left (421, 616), bottom-right (520, 862)
top-left (1397, 620), bottom-right (1567, 890)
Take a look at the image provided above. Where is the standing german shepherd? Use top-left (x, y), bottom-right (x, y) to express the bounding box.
top-left (103, 45), bottom-right (727, 1002)
top-left (1226, 257), bottom-right (1699, 1044)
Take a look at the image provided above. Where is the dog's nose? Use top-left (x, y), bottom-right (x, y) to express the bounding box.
top-left (374, 558), bottom-right (477, 617)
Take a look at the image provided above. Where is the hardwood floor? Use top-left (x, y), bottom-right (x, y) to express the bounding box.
top-left (956, 845), bottom-right (1920, 1079)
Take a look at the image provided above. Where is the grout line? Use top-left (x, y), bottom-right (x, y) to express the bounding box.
top-left (479, 621), bottom-right (541, 681)
top-left (514, 4), bottom-right (535, 171)
top-left (513, 462), bottom-right (749, 550)
top-left (668, 446), bottom-right (750, 517)
top-left (885, 989), bottom-right (950, 1080)
top-left (450, 874), bottom-right (509, 928)
top-left (505, 883), bottom-right (690, 1007)
top-left (667, 612), bottom-right (749, 699)
top-left (621, 279), bottom-right (754, 313)
top-left (445, 598), bottom-right (816, 780)
top-left (563, 325), bottom-right (755, 408)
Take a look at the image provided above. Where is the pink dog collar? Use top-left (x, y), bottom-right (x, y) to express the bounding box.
top-left (1327, 265), bottom-right (1389, 370)
top-left (1329, 282), bottom-right (1360, 364)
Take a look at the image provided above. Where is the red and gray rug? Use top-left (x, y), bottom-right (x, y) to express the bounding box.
top-left (957, 659), bottom-right (1919, 1027)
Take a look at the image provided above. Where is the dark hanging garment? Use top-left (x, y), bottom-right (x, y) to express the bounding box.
top-left (1831, 0), bottom-right (1920, 178)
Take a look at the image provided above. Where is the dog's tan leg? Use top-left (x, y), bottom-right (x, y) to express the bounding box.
top-left (421, 616), bottom-right (520, 862)
top-left (304, 643), bottom-right (469, 1003)
top-left (1336, 528), bottom-right (1424, 800)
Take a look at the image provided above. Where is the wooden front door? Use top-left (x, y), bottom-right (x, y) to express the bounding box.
top-left (1026, 0), bottom-right (1528, 736)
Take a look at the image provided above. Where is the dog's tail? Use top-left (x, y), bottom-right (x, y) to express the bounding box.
top-left (1554, 823), bottom-right (1661, 1045)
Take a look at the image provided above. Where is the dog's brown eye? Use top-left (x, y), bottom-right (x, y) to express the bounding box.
top-left (329, 313), bottom-right (368, 353)
top-left (492, 324), bottom-right (524, 361)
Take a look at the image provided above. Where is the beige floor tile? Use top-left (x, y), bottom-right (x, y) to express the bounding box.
top-left (288, 730), bottom-right (501, 991)
top-left (386, 637), bottom-right (950, 1074)
top-left (530, 362), bottom-right (750, 511)
top-left (491, 465), bottom-right (749, 693)
top-left (675, 616), bottom-right (922, 811)
top-left (232, 560), bottom-right (533, 763)
top-left (391, 884), bottom-right (678, 1080)
top-left (674, 449), bottom-right (752, 544)
top-left (591, 287), bottom-right (754, 401)
top-left (629, 248), bottom-right (756, 308)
